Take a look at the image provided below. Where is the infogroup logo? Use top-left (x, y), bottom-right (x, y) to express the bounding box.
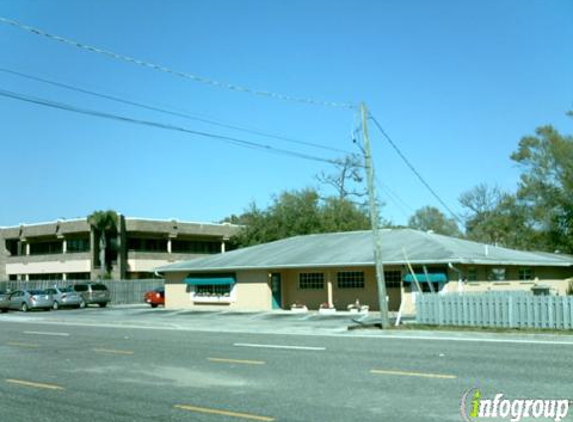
top-left (461, 388), bottom-right (571, 422)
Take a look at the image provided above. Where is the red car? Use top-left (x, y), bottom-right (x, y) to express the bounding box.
top-left (144, 287), bottom-right (165, 308)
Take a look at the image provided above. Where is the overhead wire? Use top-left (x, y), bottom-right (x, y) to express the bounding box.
top-left (0, 66), bottom-right (352, 154)
top-left (375, 177), bottom-right (414, 221)
top-left (0, 16), bottom-right (356, 110)
top-left (369, 113), bottom-right (464, 225)
top-left (0, 87), bottom-right (340, 165)
top-left (352, 117), bottom-right (410, 222)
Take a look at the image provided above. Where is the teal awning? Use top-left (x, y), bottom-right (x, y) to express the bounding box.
top-left (184, 274), bottom-right (236, 286)
top-left (403, 273), bottom-right (447, 283)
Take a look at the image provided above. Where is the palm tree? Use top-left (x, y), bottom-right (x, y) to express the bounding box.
top-left (87, 210), bottom-right (118, 279)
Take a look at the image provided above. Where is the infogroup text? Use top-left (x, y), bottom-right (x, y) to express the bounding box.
top-left (461, 388), bottom-right (570, 422)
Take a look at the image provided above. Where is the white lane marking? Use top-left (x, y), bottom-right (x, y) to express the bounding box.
top-left (23, 331), bottom-right (70, 337)
top-left (233, 342), bottom-right (325, 351)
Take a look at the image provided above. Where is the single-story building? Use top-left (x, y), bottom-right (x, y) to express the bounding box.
top-left (156, 229), bottom-right (573, 313)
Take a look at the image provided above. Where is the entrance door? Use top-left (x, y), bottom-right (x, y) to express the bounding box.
top-left (271, 273), bottom-right (282, 309)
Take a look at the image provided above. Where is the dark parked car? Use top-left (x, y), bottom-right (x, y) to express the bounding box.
top-left (144, 287), bottom-right (165, 308)
top-left (71, 283), bottom-right (110, 308)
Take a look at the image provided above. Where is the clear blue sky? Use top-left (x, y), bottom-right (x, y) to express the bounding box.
top-left (0, 0), bottom-right (571, 227)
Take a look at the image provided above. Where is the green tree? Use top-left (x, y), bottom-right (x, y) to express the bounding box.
top-left (87, 210), bottom-right (118, 279)
top-left (408, 206), bottom-right (461, 237)
top-left (459, 186), bottom-right (538, 249)
top-left (321, 197), bottom-right (371, 232)
top-left (510, 125), bottom-right (573, 253)
top-left (459, 184), bottom-right (519, 247)
top-left (227, 188), bottom-right (370, 247)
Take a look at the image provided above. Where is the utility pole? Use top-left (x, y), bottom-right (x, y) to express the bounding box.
top-left (361, 102), bottom-right (390, 328)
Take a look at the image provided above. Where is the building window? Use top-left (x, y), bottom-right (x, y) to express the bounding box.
top-left (488, 268), bottom-right (506, 281)
top-left (337, 271), bottom-right (365, 289)
top-left (29, 241), bottom-right (63, 255)
top-left (67, 238), bottom-right (90, 253)
top-left (518, 267), bottom-right (533, 281)
top-left (5, 239), bottom-right (20, 256)
top-left (195, 284), bottom-right (232, 297)
top-left (466, 267), bottom-right (477, 281)
top-left (384, 270), bottom-right (402, 288)
top-left (66, 272), bottom-right (90, 280)
top-left (299, 273), bottom-right (324, 289)
top-left (28, 273), bottom-right (63, 280)
top-left (8, 275), bottom-right (17, 281)
top-left (172, 240), bottom-right (220, 254)
top-left (127, 238), bottom-right (168, 252)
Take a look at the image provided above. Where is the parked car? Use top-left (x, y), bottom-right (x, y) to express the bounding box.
top-left (45, 286), bottom-right (84, 310)
top-left (144, 287), bottom-right (165, 308)
top-left (70, 283), bottom-right (110, 307)
top-left (0, 291), bottom-right (10, 313)
top-left (8, 290), bottom-right (54, 312)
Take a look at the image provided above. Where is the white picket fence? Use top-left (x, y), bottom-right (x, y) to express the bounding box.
top-left (417, 293), bottom-right (573, 329)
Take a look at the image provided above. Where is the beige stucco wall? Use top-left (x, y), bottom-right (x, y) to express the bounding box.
top-left (454, 264), bottom-right (573, 281)
top-left (6, 259), bottom-right (91, 275)
top-left (164, 265), bottom-right (573, 313)
top-left (164, 270), bottom-right (271, 310)
top-left (442, 278), bottom-right (572, 296)
top-left (280, 266), bottom-right (402, 311)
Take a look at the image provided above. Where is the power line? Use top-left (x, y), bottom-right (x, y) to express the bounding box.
top-left (375, 177), bottom-right (414, 220)
top-left (0, 66), bottom-right (352, 155)
top-left (369, 113), bottom-right (464, 224)
top-left (0, 16), bottom-right (356, 110)
top-left (0, 87), bottom-right (339, 165)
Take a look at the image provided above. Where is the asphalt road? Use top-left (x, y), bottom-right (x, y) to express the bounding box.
top-left (0, 309), bottom-right (572, 422)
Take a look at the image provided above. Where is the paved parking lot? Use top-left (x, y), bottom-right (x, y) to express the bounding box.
top-left (0, 305), bottom-right (390, 335)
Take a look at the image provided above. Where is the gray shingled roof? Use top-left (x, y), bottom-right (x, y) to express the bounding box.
top-left (156, 229), bottom-right (573, 273)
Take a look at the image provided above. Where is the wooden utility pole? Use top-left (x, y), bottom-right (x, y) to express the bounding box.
top-left (361, 102), bottom-right (390, 328)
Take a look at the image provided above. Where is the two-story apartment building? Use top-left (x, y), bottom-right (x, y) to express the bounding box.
top-left (0, 215), bottom-right (240, 281)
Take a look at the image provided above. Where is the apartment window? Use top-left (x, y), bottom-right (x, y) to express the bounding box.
top-left (128, 238), bottom-right (168, 252)
top-left (518, 267), bottom-right (533, 281)
top-left (337, 271), bottom-right (365, 289)
top-left (172, 240), bottom-right (220, 254)
top-left (28, 273), bottom-right (63, 281)
top-left (299, 273), bottom-right (324, 290)
top-left (5, 239), bottom-right (19, 256)
top-left (67, 238), bottom-right (90, 253)
top-left (29, 241), bottom-right (63, 255)
top-left (488, 268), bottom-right (506, 281)
top-left (384, 270), bottom-right (402, 288)
top-left (66, 272), bottom-right (90, 280)
top-left (466, 267), bottom-right (478, 282)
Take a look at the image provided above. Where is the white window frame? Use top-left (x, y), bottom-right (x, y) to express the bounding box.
top-left (189, 283), bottom-right (237, 304)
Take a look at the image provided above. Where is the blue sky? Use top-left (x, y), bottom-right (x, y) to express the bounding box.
top-left (0, 0), bottom-right (571, 227)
